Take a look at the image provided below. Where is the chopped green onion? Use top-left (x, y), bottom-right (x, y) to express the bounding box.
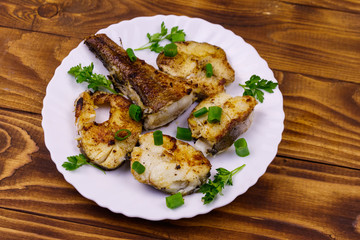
top-left (166, 192), bottom-right (184, 209)
top-left (205, 63), bottom-right (213, 78)
top-left (208, 106), bottom-right (222, 123)
top-left (132, 161), bottom-right (145, 174)
top-left (193, 107), bottom-right (208, 118)
top-left (129, 104), bottom-right (142, 122)
top-left (176, 127), bottom-right (192, 141)
top-left (114, 129), bottom-right (131, 141)
top-left (153, 130), bottom-right (163, 146)
top-left (126, 48), bottom-right (137, 62)
top-left (164, 43), bottom-right (178, 57)
top-left (234, 138), bottom-right (250, 157)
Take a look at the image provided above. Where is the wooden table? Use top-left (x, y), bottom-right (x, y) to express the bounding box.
top-left (1, 0), bottom-right (359, 239)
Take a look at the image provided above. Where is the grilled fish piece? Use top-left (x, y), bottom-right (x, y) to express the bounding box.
top-left (188, 92), bottom-right (257, 156)
top-left (75, 91), bottom-right (142, 170)
top-left (84, 34), bottom-right (195, 130)
top-left (130, 132), bottom-right (211, 195)
top-left (156, 41), bottom-right (235, 100)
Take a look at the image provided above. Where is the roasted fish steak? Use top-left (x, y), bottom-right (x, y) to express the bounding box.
top-left (75, 91), bottom-right (142, 170)
top-left (157, 41), bottom-right (235, 100)
top-left (130, 132), bottom-right (211, 195)
top-left (188, 92), bottom-right (257, 156)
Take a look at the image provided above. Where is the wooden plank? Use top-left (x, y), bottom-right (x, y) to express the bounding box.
top-left (1, 30), bottom-right (359, 168)
top-left (1, 131), bottom-right (359, 240)
top-left (0, 208), bottom-right (157, 240)
top-left (1, 37), bottom-right (359, 170)
top-left (279, 0), bottom-right (360, 13)
top-left (0, 1), bottom-right (359, 83)
top-left (0, 0), bottom-right (37, 31)
top-left (0, 27), bottom-right (80, 114)
top-left (0, 0), bottom-right (359, 239)
top-left (274, 70), bottom-right (360, 168)
top-left (0, 110), bottom-right (359, 239)
top-left (36, 0), bottom-right (360, 83)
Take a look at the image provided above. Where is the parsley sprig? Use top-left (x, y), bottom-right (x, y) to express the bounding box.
top-left (62, 154), bottom-right (106, 174)
top-left (199, 164), bottom-right (246, 204)
top-left (239, 75), bottom-right (278, 103)
top-left (68, 63), bottom-right (117, 94)
top-left (134, 21), bottom-right (186, 53)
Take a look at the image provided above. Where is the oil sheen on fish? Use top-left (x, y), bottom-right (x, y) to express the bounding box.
top-left (157, 41), bottom-right (235, 100)
top-left (84, 34), bottom-right (195, 130)
top-left (188, 92), bottom-right (257, 156)
top-left (130, 132), bottom-right (211, 195)
top-left (75, 91), bottom-right (142, 170)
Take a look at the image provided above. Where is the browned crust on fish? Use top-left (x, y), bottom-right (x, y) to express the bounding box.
top-left (156, 41), bottom-right (235, 100)
top-left (75, 91), bottom-right (142, 170)
top-left (84, 34), bottom-right (193, 113)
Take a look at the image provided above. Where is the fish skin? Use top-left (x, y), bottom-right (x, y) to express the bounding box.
top-left (84, 34), bottom-right (195, 129)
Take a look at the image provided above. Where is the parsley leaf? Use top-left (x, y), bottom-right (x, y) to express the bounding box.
top-left (199, 164), bottom-right (246, 204)
top-left (134, 21), bottom-right (186, 55)
top-left (62, 154), bottom-right (106, 174)
top-left (239, 75), bottom-right (278, 103)
top-left (68, 63), bottom-right (117, 94)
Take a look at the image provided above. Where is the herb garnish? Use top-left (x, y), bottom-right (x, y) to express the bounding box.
top-left (68, 63), bottom-right (117, 94)
top-left (62, 154), bottom-right (106, 174)
top-left (132, 161), bottom-right (146, 174)
top-left (153, 130), bottom-right (164, 146)
top-left (134, 21), bottom-right (186, 54)
top-left (193, 107), bottom-right (208, 118)
top-left (207, 106), bottom-right (222, 123)
top-left (234, 138), bottom-right (250, 157)
top-left (114, 129), bottom-right (131, 141)
top-left (199, 164), bottom-right (246, 204)
top-left (126, 48), bottom-right (137, 62)
top-left (239, 75), bottom-right (278, 103)
top-left (166, 192), bottom-right (184, 209)
top-left (129, 104), bottom-right (142, 122)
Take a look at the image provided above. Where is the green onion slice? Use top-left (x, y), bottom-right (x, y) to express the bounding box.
top-left (153, 130), bottom-right (163, 146)
top-left (234, 138), bottom-right (250, 157)
top-left (193, 107), bottom-right (208, 118)
top-left (114, 129), bottom-right (131, 141)
top-left (126, 48), bottom-right (137, 62)
top-left (207, 106), bottom-right (222, 123)
top-left (176, 127), bottom-right (192, 141)
top-left (164, 43), bottom-right (178, 57)
top-left (129, 104), bottom-right (142, 122)
top-left (166, 192), bottom-right (184, 209)
top-left (132, 161), bottom-right (145, 174)
top-left (205, 63), bottom-right (213, 78)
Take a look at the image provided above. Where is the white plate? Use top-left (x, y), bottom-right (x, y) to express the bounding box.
top-left (42, 15), bottom-right (284, 220)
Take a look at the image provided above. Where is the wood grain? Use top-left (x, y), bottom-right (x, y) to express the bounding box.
top-left (0, 208), bottom-right (157, 240)
top-left (1, 133), bottom-right (359, 240)
top-left (0, 0), bottom-right (360, 239)
top-left (1, 106), bottom-right (359, 239)
top-left (0, 27), bottom-right (80, 113)
top-left (1, 26), bottom-right (359, 169)
top-left (0, 0), bottom-right (359, 84)
top-left (275, 70), bottom-right (360, 169)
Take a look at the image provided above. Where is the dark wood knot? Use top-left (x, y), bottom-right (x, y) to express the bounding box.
top-left (0, 129), bottom-right (11, 154)
top-left (37, 3), bottom-right (58, 18)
